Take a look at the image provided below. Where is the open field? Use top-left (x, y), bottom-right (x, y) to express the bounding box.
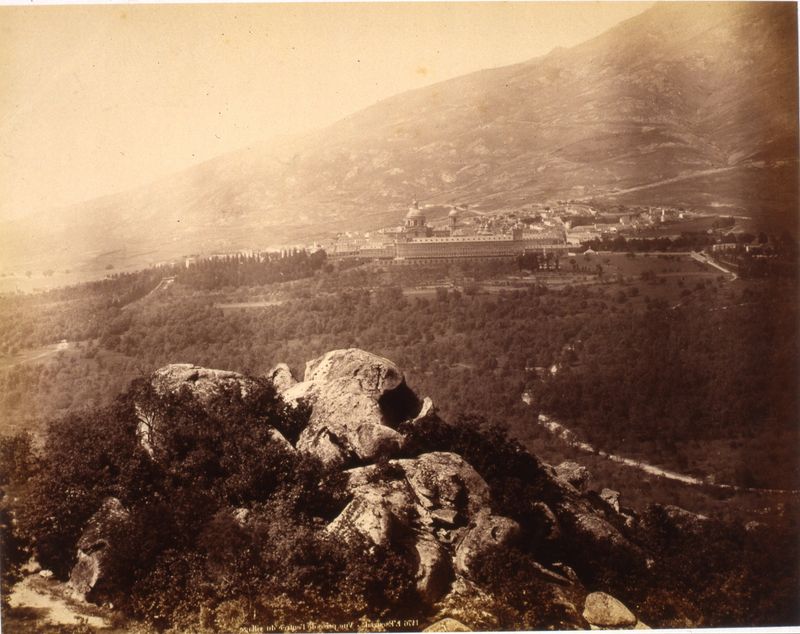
top-left (0, 341), bottom-right (71, 370)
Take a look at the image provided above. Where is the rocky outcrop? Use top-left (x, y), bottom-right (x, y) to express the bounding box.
top-left (583, 592), bottom-right (649, 629)
top-left (137, 363), bottom-right (292, 458)
top-left (423, 617), bottom-right (471, 632)
top-left (599, 488), bottom-right (621, 513)
top-left (453, 512), bottom-right (520, 576)
top-left (555, 460), bottom-right (591, 491)
top-left (149, 363), bottom-right (257, 405)
top-left (68, 498), bottom-right (130, 599)
top-left (267, 362), bottom-right (297, 393)
top-left (107, 348), bottom-right (709, 627)
top-left (655, 504), bottom-right (708, 533)
top-left (327, 479), bottom-right (413, 548)
top-left (273, 349), bottom-right (421, 467)
top-left (327, 451), bottom-right (516, 605)
top-left (432, 576), bottom-right (502, 632)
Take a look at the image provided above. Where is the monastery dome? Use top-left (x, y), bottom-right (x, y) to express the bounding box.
top-left (406, 201), bottom-right (424, 220)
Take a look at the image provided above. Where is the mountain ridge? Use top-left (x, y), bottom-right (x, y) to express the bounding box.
top-left (2, 1), bottom-right (796, 274)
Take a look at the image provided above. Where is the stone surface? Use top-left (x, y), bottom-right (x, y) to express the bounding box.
top-left (454, 511), bottom-right (521, 576)
top-left (303, 348), bottom-right (405, 396)
top-left (600, 488), bottom-right (621, 513)
top-left (329, 451), bottom-right (516, 605)
top-left (410, 396), bottom-right (437, 425)
top-left (326, 481), bottom-right (413, 548)
top-left (414, 534), bottom-right (454, 604)
top-left (276, 349), bottom-right (419, 467)
top-left (297, 381), bottom-right (405, 465)
top-left (432, 576), bottom-right (501, 632)
top-left (149, 364), bottom-right (256, 405)
top-left (68, 498), bottom-right (130, 599)
top-left (423, 617), bottom-right (471, 632)
top-left (554, 460), bottom-right (591, 491)
top-left (397, 452), bottom-right (492, 519)
top-left (267, 362), bottom-right (297, 393)
top-left (582, 591), bottom-right (638, 628)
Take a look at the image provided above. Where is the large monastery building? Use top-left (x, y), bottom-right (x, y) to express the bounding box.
top-left (331, 201), bottom-right (569, 262)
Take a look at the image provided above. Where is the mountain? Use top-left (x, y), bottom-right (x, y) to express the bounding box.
top-left (2, 1), bottom-right (797, 275)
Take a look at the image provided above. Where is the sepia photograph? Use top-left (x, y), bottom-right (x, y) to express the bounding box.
top-left (0, 1), bottom-right (798, 632)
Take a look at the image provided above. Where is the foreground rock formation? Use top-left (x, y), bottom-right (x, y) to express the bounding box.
top-left (71, 348), bottom-right (688, 629)
top-left (68, 498), bottom-right (130, 600)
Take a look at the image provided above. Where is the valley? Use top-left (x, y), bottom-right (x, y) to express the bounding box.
top-left (1, 247), bottom-right (796, 519)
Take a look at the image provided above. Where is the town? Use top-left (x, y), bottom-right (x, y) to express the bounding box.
top-left (323, 198), bottom-right (763, 265)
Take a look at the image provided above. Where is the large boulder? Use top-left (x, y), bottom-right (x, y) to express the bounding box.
top-left (326, 480), bottom-right (415, 548)
top-left (276, 349), bottom-right (422, 467)
top-left (423, 617), bottom-right (471, 632)
top-left (149, 363), bottom-right (257, 406)
top-left (68, 498), bottom-right (130, 599)
top-left (327, 452), bottom-right (516, 605)
top-left (583, 591), bottom-right (648, 629)
top-left (431, 576), bottom-right (501, 631)
top-left (454, 511), bottom-right (521, 576)
top-left (137, 363), bottom-right (293, 458)
top-left (297, 383), bottom-right (406, 465)
top-left (554, 461), bottom-right (591, 491)
top-left (396, 452), bottom-right (491, 519)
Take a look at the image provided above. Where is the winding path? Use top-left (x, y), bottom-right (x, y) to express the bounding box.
top-left (523, 395), bottom-right (800, 495)
top-left (7, 576), bottom-right (110, 629)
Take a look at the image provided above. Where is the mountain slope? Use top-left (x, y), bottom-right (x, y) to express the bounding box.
top-left (2, 1), bottom-right (797, 274)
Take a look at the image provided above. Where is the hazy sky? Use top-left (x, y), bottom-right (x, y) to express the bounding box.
top-left (0, 2), bottom-right (652, 219)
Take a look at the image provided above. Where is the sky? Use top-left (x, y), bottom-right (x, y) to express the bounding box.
top-left (0, 1), bottom-right (653, 220)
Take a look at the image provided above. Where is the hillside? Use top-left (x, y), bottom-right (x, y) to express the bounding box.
top-left (3, 349), bottom-right (798, 631)
top-left (1, 1), bottom-right (796, 275)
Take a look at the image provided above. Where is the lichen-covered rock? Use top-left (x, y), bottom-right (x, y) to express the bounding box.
top-left (149, 364), bottom-right (256, 405)
top-left (432, 576), bottom-right (501, 631)
top-left (297, 381), bottom-right (405, 466)
top-left (600, 488), bottom-right (621, 513)
top-left (326, 480), bottom-right (415, 547)
top-left (423, 617), bottom-right (471, 632)
top-left (397, 452), bottom-right (491, 519)
top-left (582, 591), bottom-right (642, 629)
top-left (267, 362), bottom-right (297, 393)
top-left (68, 498), bottom-right (130, 599)
top-left (415, 534), bottom-right (454, 604)
top-left (275, 349), bottom-right (422, 467)
top-left (330, 452), bottom-right (516, 605)
top-left (305, 348), bottom-right (404, 393)
top-left (454, 511), bottom-right (521, 576)
top-left (554, 460), bottom-right (591, 491)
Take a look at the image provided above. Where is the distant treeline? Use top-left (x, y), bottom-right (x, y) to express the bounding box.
top-left (177, 249), bottom-right (327, 291)
top-left (0, 250), bottom-right (327, 355)
top-left (583, 234), bottom-right (717, 252)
